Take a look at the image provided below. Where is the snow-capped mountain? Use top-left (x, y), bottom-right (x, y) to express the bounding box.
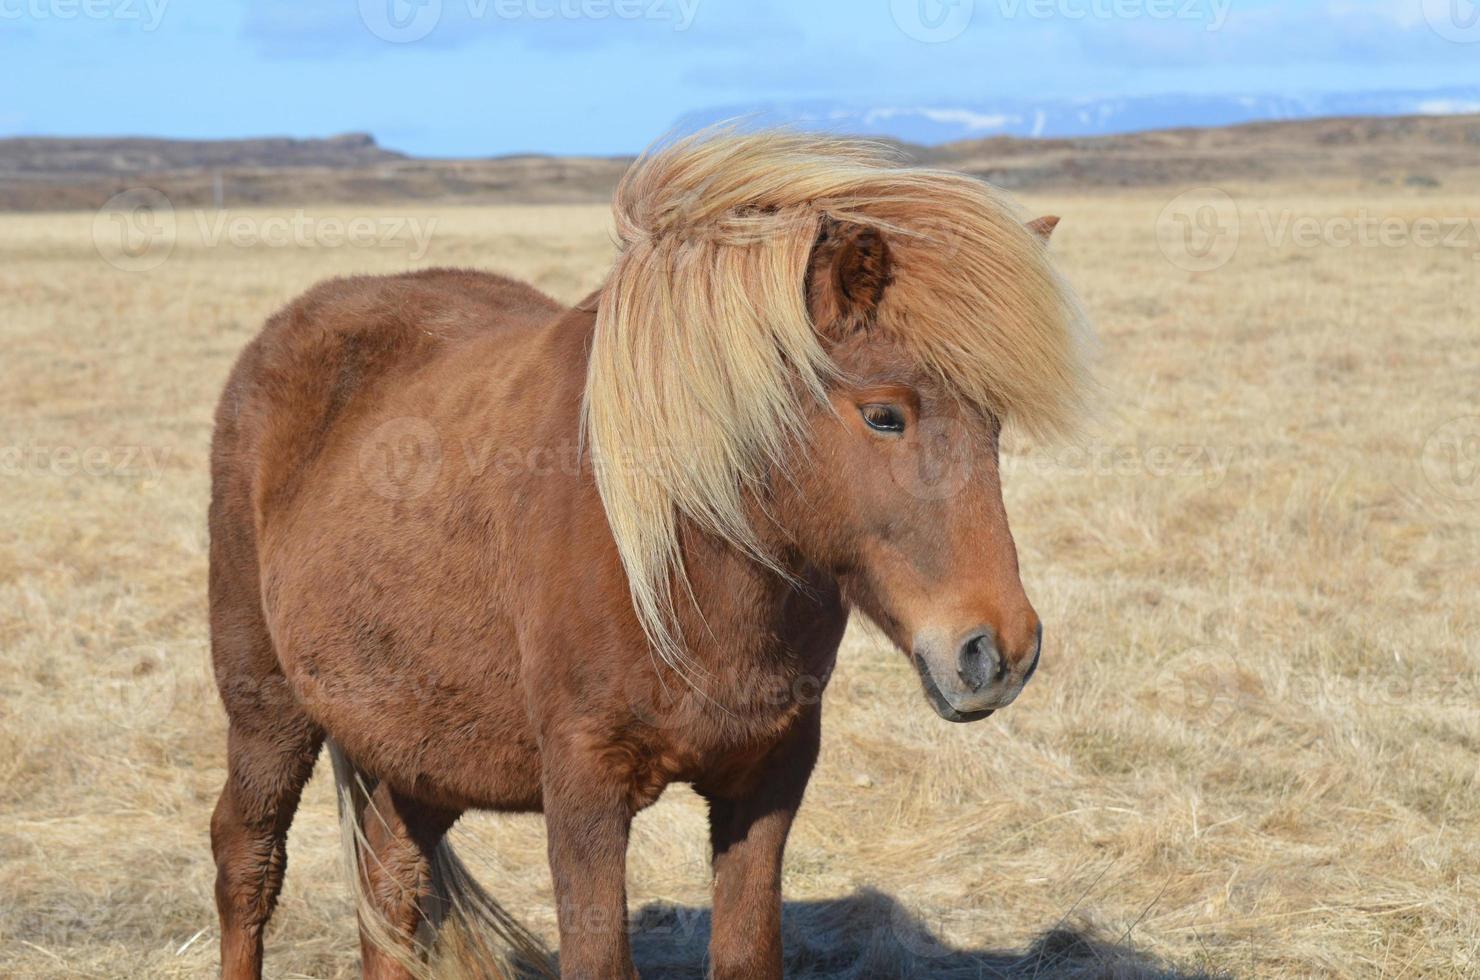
top-left (674, 88), bottom-right (1480, 145)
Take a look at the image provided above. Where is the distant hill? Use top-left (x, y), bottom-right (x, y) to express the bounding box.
top-left (916, 113), bottom-right (1480, 190)
top-left (0, 133), bottom-right (405, 178)
top-left (2, 113), bottom-right (1478, 212)
top-left (675, 87), bottom-right (1480, 144)
top-left (0, 134), bottom-right (630, 212)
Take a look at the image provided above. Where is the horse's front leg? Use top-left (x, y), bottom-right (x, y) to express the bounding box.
top-left (542, 751), bottom-right (637, 979)
top-left (700, 706), bottom-right (821, 980)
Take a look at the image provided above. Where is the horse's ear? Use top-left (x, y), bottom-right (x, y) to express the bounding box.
top-left (1026, 215), bottom-right (1060, 243)
top-left (806, 218), bottom-right (893, 338)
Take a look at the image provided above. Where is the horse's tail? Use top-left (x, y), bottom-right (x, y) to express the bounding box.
top-left (327, 741), bottom-right (557, 980)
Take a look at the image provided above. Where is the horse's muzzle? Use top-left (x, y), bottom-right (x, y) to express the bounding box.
top-left (911, 624), bottom-right (1042, 723)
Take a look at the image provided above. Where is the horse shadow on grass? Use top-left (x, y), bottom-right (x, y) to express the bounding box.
top-left (522, 888), bottom-right (1222, 979)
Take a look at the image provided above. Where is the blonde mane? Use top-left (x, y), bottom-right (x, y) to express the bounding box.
top-left (583, 129), bottom-right (1092, 670)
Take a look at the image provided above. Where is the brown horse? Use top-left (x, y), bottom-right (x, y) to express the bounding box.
top-left (207, 131), bottom-right (1090, 979)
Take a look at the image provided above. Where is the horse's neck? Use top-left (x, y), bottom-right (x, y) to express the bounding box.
top-left (674, 523), bottom-right (845, 683)
top-left (537, 300), bottom-right (846, 679)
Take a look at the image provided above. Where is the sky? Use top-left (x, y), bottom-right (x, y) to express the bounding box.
top-left (1, 0), bottom-right (1477, 155)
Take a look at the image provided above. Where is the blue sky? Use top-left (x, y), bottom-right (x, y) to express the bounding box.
top-left (1, 0), bottom-right (1476, 155)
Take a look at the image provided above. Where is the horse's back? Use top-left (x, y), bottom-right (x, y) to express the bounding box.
top-left (212, 268), bottom-right (563, 532)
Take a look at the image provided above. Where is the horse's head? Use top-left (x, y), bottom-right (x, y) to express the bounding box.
top-left (586, 132), bottom-right (1088, 714)
top-left (780, 216), bottom-right (1064, 722)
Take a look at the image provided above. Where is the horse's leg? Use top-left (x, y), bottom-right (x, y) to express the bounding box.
top-left (210, 691), bottom-right (322, 979)
top-left (356, 784), bottom-right (461, 980)
top-left (542, 752), bottom-right (637, 979)
top-left (699, 706), bottom-right (821, 980)
top-left (210, 496), bottom-right (324, 980)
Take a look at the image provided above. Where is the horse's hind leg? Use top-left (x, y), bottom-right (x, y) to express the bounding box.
top-left (354, 784), bottom-right (460, 980)
top-left (209, 530), bottom-right (323, 978)
top-left (211, 705), bottom-right (322, 979)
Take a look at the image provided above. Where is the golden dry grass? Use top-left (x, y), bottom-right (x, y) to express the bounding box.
top-left (2, 184), bottom-right (1477, 978)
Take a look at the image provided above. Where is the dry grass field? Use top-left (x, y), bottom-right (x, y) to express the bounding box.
top-left (2, 181), bottom-right (1478, 978)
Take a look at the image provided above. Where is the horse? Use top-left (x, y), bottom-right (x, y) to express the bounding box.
top-left (207, 130), bottom-right (1091, 979)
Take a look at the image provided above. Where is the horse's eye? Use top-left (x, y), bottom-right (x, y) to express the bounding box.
top-left (860, 404), bottom-right (906, 435)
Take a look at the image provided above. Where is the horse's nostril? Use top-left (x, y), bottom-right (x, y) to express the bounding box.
top-left (956, 631), bottom-right (1002, 692)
